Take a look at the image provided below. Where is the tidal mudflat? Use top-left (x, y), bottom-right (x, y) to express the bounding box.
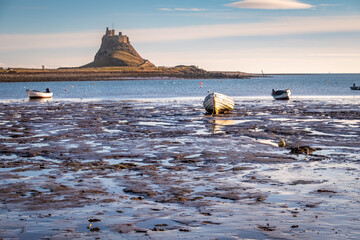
top-left (0, 98), bottom-right (359, 239)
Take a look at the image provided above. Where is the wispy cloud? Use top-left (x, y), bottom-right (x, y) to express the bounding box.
top-left (226, 0), bottom-right (314, 10)
top-left (18, 6), bottom-right (50, 10)
top-left (0, 31), bottom-right (100, 51)
top-left (144, 48), bottom-right (360, 73)
top-left (0, 16), bottom-right (359, 51)
top-left (318, 4), bottom-right (342, 7)
top-left (127, 15), bottom-right (360, 43)
top-left (158, 8), bottom-right (207, 12)
top-left (308, 53), bottom-right (360, 57)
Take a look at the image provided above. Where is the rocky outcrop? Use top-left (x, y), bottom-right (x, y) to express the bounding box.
top-left (82, 28), bottom-right (155, 68)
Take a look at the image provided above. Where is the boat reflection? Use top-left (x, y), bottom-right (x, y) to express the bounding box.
top-left (29, 98), bottom-right (53, 103)
top-left (212, 119), bottom-right (235, 134)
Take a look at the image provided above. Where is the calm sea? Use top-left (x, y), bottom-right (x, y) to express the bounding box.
top-left (1, 74), bottom-right (360, 101)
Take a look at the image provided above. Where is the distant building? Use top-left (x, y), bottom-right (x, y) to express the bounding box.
top-left (104, 27), bottom-right (130, 44)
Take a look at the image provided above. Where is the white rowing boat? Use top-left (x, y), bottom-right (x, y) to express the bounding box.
top-left (26, 89), bottom-right (53, 99)
top-left (203, 92), bottom-right (234, 114)
top-left (271, 89), bottom-right (291, 100)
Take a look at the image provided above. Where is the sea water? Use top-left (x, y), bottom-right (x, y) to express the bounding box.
top-left (0, 74), bottom-right (359, 100)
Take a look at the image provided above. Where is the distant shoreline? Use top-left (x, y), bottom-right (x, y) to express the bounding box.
top-left (0, 67), bottom-right (257, 82)
top-left (2, 68), bottom-right (355, 83)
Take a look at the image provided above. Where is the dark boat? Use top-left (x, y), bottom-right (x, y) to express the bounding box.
top-left (271, 89), bottom-right (291, 100)
top-left (350, 83), bottom-right (360, 90)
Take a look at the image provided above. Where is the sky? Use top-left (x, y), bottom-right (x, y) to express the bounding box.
top-left (0, 0), bottom-right (359, 73)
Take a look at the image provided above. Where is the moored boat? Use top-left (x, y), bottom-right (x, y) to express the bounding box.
top-left (271, 89), bottom-right (291, 100)
top-left (350, 83), bottom-right (360, 90)
top-left (203, 92), bottom-right (234, 114)
top-left (26, 88), bottom-right (53, 99)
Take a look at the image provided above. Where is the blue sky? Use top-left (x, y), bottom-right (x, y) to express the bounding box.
top-left (0, 0), bottom-right (359, 73)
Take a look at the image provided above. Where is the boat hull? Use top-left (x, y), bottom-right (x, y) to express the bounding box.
top-left (350, 86), bottom-right (360, 90)
top-left (203, 92), bottom-right (234, 114)
top-left (272, 89), bottom-right (291, 100)
top-left (26, 90), bottom-right (53, 99)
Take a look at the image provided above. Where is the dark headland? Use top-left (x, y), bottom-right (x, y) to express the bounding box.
top-left (0, 28), bottom-right (255, 82)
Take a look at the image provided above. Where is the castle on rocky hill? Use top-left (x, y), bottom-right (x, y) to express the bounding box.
top-left (81, 27), bottom-right (154, 68)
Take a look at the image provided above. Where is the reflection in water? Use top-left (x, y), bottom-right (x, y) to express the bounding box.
top-left (29, 98), bottom-right (53, 103)
top-left (212, 119), bottom-right (235, 134)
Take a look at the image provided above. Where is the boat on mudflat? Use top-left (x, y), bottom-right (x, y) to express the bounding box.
top-left (26, 89), bottom-right (53, 99)
top-left (271, 89), bottom-right (291, 100)
top-left (350, 84), bottom-right (360, 90)
top-left (203, 92), bottom-right (234, 114)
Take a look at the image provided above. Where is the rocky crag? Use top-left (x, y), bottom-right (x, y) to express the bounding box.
top-left (82, 28), bottom-right (155, 68)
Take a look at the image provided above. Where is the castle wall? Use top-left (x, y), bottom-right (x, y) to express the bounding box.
top-left (103, 28), bottom-right (129, 43)
top-left (118, 35), bottom-right (129, 43)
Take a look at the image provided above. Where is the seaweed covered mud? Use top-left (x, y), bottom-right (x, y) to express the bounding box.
top-left (0, 98), bottom-right (359, 239)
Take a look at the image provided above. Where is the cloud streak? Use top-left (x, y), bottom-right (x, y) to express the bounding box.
top-left (0, 31), bottom-right (100, 51)
top-left (0, 16), bottom-right (359, 51)
top-left (127, 15), bottom-right (360, 43)
top-left (226, 0), bottom-right (314, 10)
top-left (158, 8), bottom-right (206, 12)
top-left (307, 53), bottom-right (360, 57)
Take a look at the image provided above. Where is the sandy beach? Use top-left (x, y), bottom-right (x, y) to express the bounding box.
top-left (0, 98), bottom-right (359, 239)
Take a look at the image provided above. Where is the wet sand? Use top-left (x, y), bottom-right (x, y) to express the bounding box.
top-left (0, 97), bottom-right (359, 239)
